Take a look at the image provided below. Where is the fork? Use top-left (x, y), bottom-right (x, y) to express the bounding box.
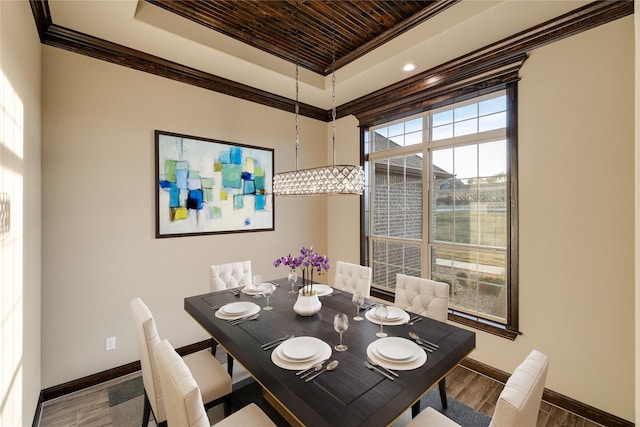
top-left (229, 313), bottom-right (259, 325)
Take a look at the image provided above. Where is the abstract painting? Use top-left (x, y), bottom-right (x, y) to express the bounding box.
top-left (155, 130), bottom-right (274, 238)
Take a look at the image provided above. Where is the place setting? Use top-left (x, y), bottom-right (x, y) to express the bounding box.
top-left (214, 301), bottom-right (261, 323)
top-left (366, 336), bottom-right (427, 371)
top-left (270, 336), bottom-right (333, 371)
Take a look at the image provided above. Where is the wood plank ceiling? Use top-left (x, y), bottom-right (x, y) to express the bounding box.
top-left (144, 0), bottom-right (456, 75)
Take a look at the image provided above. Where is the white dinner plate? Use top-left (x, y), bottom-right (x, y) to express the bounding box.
top-left (271, 337), bottom-right (332, 370)
top-left (220, 301), bottom-right (254, 315)
top-left (365, 307), bottom-right (410, 325)
top-left (374, 337), bottom-right (419, 361)
top-left (214, 302), bottom-right (260, 320)
top-left (298, 284), bottom-right (333, 296)
top-left (366, 339), bottom-right (427, 371)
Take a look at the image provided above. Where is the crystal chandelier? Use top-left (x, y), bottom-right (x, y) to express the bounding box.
top-left (272, 2), bottom-right (364, 196)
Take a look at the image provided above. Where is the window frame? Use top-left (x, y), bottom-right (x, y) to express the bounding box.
top-left (363, 83), bottom-right (520, 340)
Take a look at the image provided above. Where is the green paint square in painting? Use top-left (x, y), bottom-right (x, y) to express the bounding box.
top-left (210, 205), bottom-right (222, 219)
top-left (203, 189), bottom-right (214, 202)
top-left (188, 170), bottom-right (200, 179)
top-left (254, 165), bottom-right (264, 177)
top-left (164, 159), bottom-right (177, 182)
top-left (176, 160), bottom-right (189, 171)
top-left (222, 164), bottom-right (242, 188)
top-left (214, 161), bottom-right (222, 172)
top-left (201, 177), bottom-right (214, 189)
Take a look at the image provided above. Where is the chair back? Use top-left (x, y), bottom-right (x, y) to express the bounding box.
top-left (489, 350), bottom-right (549, 427)
top-left (156, 339), bottom-right (211, 427)
top-left (334, 261), bottom-right (372, 298)
top-left (210, 261), bottom-right (252, 291)
top-left (394, 274), bottom-right (449, 322)
top-left (130, 297), bottom-right (166, 423)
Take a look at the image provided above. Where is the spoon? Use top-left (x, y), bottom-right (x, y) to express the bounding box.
top-left (304, 360), bottom-right (338, 382)
top-left (408, 332), bottom-right (437, 350)
top-left (298, 362), bottom-right (324, 378)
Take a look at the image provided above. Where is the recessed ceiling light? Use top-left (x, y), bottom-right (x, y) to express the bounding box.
top-left (402, 63), bottom-right (417, 72)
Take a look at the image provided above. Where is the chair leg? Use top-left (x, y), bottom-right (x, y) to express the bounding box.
top-left (411, 401), bottom-right (420, 418)
top-left (224, 394), bottom-right (232, 417)
top-left (227, 354), bottom-right (234, 378)
top-left (142, 390), bottom-right (151, 427)
top-left (438, 377), bottom-right (448, 409)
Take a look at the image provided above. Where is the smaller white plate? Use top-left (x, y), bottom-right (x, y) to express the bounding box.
top-left (298, 284), bottom-right (333, 296)
top-left (365, 307), bottom-right (410, 325)
top-left (242, 284), bottom-right (265, 295)
top-left (375, 337), bottom-right (418, 361)
top-left (214, 302), bottom-right (260, 320)
top-left (366, 339), bottom-right (427, 371)
top-left (220, 301), bottom-right (254, 315)
top-left (280, 336), bottom-right (324, 361)
top-left (385, 306), bottom-right (406, 320)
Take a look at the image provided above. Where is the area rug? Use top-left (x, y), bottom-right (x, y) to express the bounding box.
top-left (109, 376), bottom-right (490, 427)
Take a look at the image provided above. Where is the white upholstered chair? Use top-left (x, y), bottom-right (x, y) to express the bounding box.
top-left (210, 261), bottom-right (252, 291)
top-left (156, 339), bottom-right (275, 427)
top-left (209, 261), bottom-right (252, 375)
top-left (131, 298), bottom-right (232, 427)
top-left (394, 273), bottom-right (449, 322)
top-left (333, 261), bottom-right (372, 298)
top-left (394, 273), bottom-right (450, 413)
top-left (408, 350), bottom-right (549, 427)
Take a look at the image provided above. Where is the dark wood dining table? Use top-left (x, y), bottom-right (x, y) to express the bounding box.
top-left (184, 278), bottom-right (475, 427)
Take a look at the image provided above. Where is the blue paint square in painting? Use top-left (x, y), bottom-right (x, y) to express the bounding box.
top-left (176, 169), bottom-right (188, 190)
top-left (219, 151), bottom-right (231, 164)
top-left (230, 146), bottom-right (242, 165)
top-left (244, 179), bottom-right (256, 195)
top-left (255, 194), bottom-right (265, 211)
top-left (244, 217), bottom-right (251, 225)
top-left (241, 171), bottom-right (253, 180)
top-left (234, 194), bottom-right (244, 209)
top-left (222, 164), bottom-right (242, 188)
top-left (159, 180), bottom-right (172, 190)
top-left (187, 189), bottom-right (203, 210)
top-left (169, 183), bottom-right (180, 208)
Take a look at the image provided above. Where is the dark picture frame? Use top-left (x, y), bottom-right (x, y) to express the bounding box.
top-left (155, 130), bottom-right (274, 238)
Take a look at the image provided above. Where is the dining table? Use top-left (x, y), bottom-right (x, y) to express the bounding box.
top-left (184, 278), bottom-right (475, 427)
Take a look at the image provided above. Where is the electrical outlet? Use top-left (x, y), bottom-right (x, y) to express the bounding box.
top-left (105, 336), bottom-right (116, 351)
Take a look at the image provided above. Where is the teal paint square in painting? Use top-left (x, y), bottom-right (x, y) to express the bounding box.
top-left (222, 164), bottom-right (242, 188)
top-left (234, 194), bottom-right (244, 209)
top-left (219, 151), bottom-right (231, 164)
top-left (254, 176), bottom-right (265, 190)
top-left (255, 194), bottom-right (265, 211)
top-left (176, 160), bottom-right (189, 171)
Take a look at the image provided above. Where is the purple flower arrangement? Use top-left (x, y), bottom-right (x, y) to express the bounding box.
top-left (273, 246), bottom-right (330, 295)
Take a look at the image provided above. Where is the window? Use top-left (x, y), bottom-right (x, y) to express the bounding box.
top-left (365, 90), bottom-right (517, 335)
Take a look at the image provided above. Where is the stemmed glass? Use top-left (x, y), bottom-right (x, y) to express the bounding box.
top-left (252, 275), bottom-right (262, 298)
top-left (287, 270), bottom-right (298, 294)
top-left (262, 283), bottom-right (275, 311)
top-left (374, 304), bottom-right (388, 337)
top-left (352, 291), bottom-right (364, 321)
top-left (333, 313), bottom-right (349, 351)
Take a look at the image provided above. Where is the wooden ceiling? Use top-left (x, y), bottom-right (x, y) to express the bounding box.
top-left (144, 0), bottom-right (458, 75)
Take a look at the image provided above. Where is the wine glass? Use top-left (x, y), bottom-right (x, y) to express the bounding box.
top-left (262, 283), bottom-right (275, 310)
top-left (287, 270), bottom-right (298, 294)
top-left (352, 291), bottom-right (364, 321)
top-left (374, 304), bottom-right (388, 337)
top-left (333, 313), bottom-right (349, 351)
top-left (252, 275), bottom-right (262, 298)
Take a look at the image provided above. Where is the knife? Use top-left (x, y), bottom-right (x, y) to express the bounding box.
top-left (261, 335), bottom-right (293, 350)
top-left (364, 361), bottom-right (395, 381)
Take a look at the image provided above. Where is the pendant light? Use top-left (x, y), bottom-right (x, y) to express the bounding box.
top-left (272, 1), bottom-right (364, 196)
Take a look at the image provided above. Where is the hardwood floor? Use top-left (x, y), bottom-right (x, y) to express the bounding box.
top-left (38, 364), bottom-right (603, 427)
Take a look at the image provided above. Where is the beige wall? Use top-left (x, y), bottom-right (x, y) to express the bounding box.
top-left (41, 47), bottom-right (329, 387)
top-left (37, 6), bottom-right (636, 425)
top-left (635, 1), bottom-right (639, 423)
top-left (329, 16), bottom-right (637, 422)
top-left (0, 1), bottom-right (42, 425)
